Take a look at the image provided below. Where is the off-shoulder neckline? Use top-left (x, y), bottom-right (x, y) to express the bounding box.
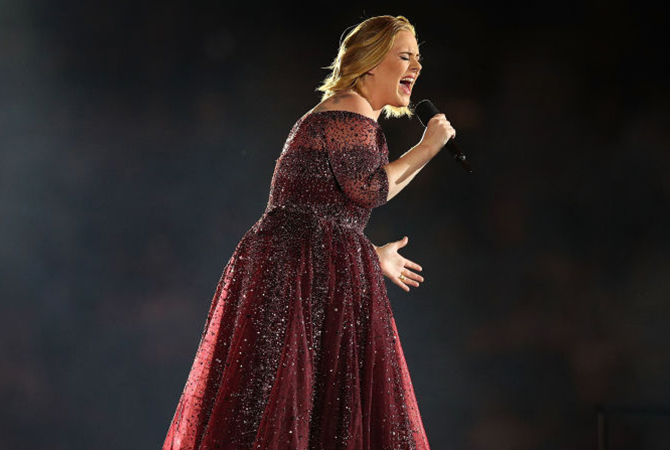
top-left (303, 110), bottom-right (381, 128)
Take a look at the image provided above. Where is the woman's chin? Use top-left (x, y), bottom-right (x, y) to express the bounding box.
top-left (391, 95), bottom-right (411, 108)
top-left (398, 98), bottom-right (411, 107)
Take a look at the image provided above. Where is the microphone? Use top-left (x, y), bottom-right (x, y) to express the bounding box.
top-left (414, 99), bottom-right (474, 174)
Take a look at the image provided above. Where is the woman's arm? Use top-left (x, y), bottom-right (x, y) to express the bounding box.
top-left (383, 114), bottom-right (455, 201)
top-left (383, 142), bottom-right (436, 202)
top-left (314, 91), bottom-right (455, 202)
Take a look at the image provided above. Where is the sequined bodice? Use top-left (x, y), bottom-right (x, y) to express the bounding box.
top-left (263, 110), bottom-right (390, 234)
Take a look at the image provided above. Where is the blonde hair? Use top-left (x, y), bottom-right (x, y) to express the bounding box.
top-left (317, 15), bottom-right (417, 119)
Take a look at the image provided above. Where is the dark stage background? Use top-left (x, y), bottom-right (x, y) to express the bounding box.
top-left (1, 1), bottom-right (669, 449)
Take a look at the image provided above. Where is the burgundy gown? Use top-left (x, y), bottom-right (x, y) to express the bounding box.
top-left (163, 110), bottom-right (431, 449)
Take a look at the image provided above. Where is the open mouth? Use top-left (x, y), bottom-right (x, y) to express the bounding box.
top-left (399, 76), bottom-right (414, 95)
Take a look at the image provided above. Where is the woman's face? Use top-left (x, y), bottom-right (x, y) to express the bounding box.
top-left (360, 29), bottom-right (422, 110)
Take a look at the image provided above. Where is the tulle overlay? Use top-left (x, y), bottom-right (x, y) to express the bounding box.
top-left (164, 111), bottom-right (430, 449)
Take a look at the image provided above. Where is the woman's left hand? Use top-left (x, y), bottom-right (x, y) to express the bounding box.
top-left (375, 236), bottom-right (424, 292)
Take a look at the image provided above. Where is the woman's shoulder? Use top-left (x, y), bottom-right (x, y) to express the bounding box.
top-left (302, 92), bottom-right (381, 131)
top-left (310, 91), bottom-right (375, 118)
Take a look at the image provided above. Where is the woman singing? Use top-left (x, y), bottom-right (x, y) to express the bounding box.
top-left (164, 15), bottom-right (455, 450)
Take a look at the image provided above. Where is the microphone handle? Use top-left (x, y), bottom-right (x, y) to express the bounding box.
top-left (445, 139), bottom-right (474, 174)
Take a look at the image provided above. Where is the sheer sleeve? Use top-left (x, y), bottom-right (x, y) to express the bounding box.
top-left (321, 112), bottom-right (389, 209)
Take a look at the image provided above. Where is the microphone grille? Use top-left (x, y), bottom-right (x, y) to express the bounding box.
top-left (415, 99), bottom-right (440, 127)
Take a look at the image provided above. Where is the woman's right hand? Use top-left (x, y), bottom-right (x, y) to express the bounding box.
top-left (418, 113), bottom-right (456, 154)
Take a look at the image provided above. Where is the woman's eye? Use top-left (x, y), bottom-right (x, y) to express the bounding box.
top-left (400, 56), bottom-right (409, 61)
